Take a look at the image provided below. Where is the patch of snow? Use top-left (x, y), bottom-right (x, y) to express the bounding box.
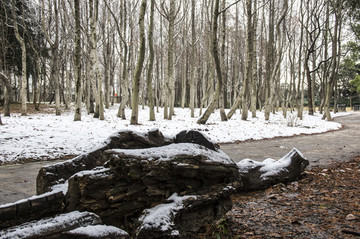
top-left (0, 105), bottom-right (352, 163)
top-left (108, 143), bottom-right (234, 164)
top-left (67, 225), bottom-right (128, 237)
top-left (139, 193), bottom-right (196, 233)
top-left (50, 181), bottom-right (68, 195)
top-left (71, 166), bottom-right (110, 179)
top-left (174, 163), bottom-right (190, 166)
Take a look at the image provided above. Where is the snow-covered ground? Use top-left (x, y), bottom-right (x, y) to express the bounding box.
top-left (0, 104), bottom-right (352, 164)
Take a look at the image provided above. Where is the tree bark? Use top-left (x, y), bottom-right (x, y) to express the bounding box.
top-left (265, 0), bottom-right (287, 120)
top-left (106, 0), bottom-right (129, 119)
top-left (130, 0), bottom-right (147, 125)
top-left (42, 0), bottom-right (61, 116)
top-left (147, 0), bottom-right (155, 121)
top-left (12, 0), bottom-right (27, 116)
top-left (264, 0), bottom-right (275, 121)
top-left (73, 0), bottom-right (82, 121)
top-left (241, 0), bottom-right (254, 121)
top-left (251, 0), bottom-right (258, 118)
top-left (189, 0), bottom-right (196, 117)
top-left (164, 0), bottom-right (176, 120)
top-left (219, 0), bottom-right (228, 122)
top-left (297, 1), bottom-right (305, 120)
top-left (197, 0), bottom-right (223, 124)
top-left (324, 0), bottom-right (343, 121)
top-left (89, 0), bottom-right (104, 120)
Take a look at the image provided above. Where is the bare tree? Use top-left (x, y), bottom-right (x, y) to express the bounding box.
top-left (130, 0), bottom-right (147, 125)
top-left (41, 0), bottom-right (61, 115)
top-left (89, 0), bottom-right (104, 120)
top-left (323, 0), bottom-right (343, 121)
top-left (0, 72), bottom-right (11, 117)
top-left (74, 0), bottom-right (82, 121)
top-left (197, 0), bottom-right (224, 124)
top-left (264, 0), bottom-right (288, 120)
top-left (11, 0), bottom-right (27, 116)
top-left (160, 0), bottom-right (181, 120)
top-left (147, 0), bottom-right (156, 121)
top-left (189, 0), bottom-right (197, 117)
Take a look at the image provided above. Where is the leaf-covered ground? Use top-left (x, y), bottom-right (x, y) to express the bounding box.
top-left (206, 156), bottom-right (360, 238)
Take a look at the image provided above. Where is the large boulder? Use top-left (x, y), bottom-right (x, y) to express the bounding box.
top-left (236, 148), bottom-right (309, 191)
top-left (37, 129), bottom-right (171, 194)
top-left (65, 143), bottom-right (240, 234)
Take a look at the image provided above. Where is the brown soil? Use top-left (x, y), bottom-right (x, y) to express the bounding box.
top-left (204, 156), bottom-right (360, 238)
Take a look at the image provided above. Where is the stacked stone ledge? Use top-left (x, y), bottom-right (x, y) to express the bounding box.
top-left (0, 129), bottom-right (309, 238)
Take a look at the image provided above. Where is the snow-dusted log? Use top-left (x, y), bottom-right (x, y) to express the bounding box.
top-left (237, 148), bottom-right (309, 191)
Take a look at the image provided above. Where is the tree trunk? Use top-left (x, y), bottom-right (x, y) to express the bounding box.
top-left (164, 0), bottom-right (176, 120)
top-left (130, 0), bottom-right (147, 125)
top-left (12, 0), bottom-right (27, 116)
top-left (197, 0), bottom-right (223, 125)
top-left (264, 0), bottom-right (275, 121)
top-left (241, 0), bottom-right (254, 121)
top-left (147, 0), bottom-right (155, 121)
top-left (54, 0), bottom-right (60, 116)
top-left (219, 0), bottom-right (227, 122)
top-left (251, 0), bottom-right (258, 118)
top-left (0, 72), bottom-right (11, 117)
top-left (73, 0), bottom-right (82, 121)
top-left (324, 0), bottom-right (343, 121)
top-left (189, 0), bottom-right (196, 117)
top-left (89, 0), bottom-right (104, 119)
top-left (106, 0), bottom-right (129, 119)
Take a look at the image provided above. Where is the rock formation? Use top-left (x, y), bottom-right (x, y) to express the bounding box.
top-left (65, 143), bottom-right (240, 236)
top-left (0, 129), bottom-right (309, 238)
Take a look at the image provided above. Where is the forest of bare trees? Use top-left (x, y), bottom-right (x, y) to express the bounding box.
top-left (1, 0), bottom-right (360, 125)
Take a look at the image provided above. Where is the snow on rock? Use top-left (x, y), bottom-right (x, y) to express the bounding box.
top-left (0, 105), bottom-right (351, 164)
top-left (0, 211), bottom-right (101, 239)
top-left (237, 148), bottom-right (305, 179)
top-left (108, 143), bottom-right (234, 164)
top-left (71, 166), bottom-right (110, 179)
top-left (66, 224), bottom-right (129, 238)
top-left (236, 148), bottom-right (309, 191)
top-left (138, 193), bottom-right (196, 233)
top-left (0, 187), bottom-right (64, 209)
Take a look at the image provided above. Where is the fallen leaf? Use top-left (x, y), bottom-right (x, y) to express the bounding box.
top-left (345, 214), bottom-right (357, 221)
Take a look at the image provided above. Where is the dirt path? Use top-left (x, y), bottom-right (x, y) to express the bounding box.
top-left (0, 113), bottom-right (359, 205)
top-left (221, 113), bottom-right (360, 167)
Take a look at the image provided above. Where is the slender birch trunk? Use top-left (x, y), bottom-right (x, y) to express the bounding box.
top-left (147, 0), bottom-right (155, 121)
top-left (130, 0), bottom-right (146, 125)
top-left (74, 0), bottom-right (82, 121)
top-left (197, 0), bottom-right (223, 124)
